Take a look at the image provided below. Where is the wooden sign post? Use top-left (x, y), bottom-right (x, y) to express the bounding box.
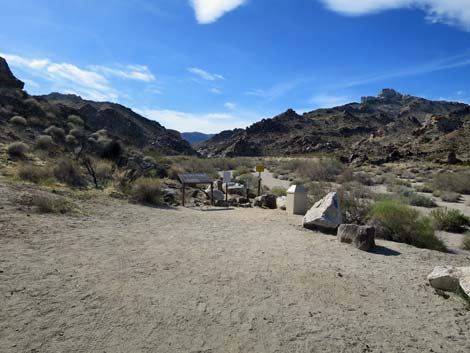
top-left (255, 165), bottom-right (265, 196)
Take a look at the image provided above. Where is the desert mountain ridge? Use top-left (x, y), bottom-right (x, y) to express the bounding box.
top-left (0, 56), bottom-right (196, 156)
top-left (198, 88), bottom-right (470, 163)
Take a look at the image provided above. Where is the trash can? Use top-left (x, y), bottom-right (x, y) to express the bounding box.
top-left (287, 185), bottom-right (308, 215)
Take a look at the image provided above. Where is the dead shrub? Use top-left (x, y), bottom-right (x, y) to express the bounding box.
top-left (31, 194), bottom-right (74, 214)
top-left (54, 158), bottom-right (86, 187)
top-left (17, 164), bottom-right (52, 183)
top-left (130, 177), bottom-right (163, 205)
top-left (7, 142), bottom-right (28, 159)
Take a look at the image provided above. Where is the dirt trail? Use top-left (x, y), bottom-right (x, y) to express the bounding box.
top-left (1, 182), bottom-right (470, 353)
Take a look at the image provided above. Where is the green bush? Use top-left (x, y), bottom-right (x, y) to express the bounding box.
top-left (53, 158), bottom-right (86, 187)
top-left (17, 164), bottom-right (52, 183)
top-left (441, 192), bottom-right (461, 203)
top-left (44, 125), bottom-right (66, 141)
top-left (7, 142), bottom-right (28, 159)
top-left (36, 135), bottom-right (55, 150)
top-left (368, 200), bottom-right (446, 251)
top-left (130, 177), bottom-right (163, 205)
top-left (407, 193), bottom-right (437, 208)
top-left (431, 208), bottom-right (470, 233)
top-left (65, 134), bottom-right (78, 146)
top-left (415, 184), bottom-right (434, 193)
top-left (433, 172), bottom-right (470, 195)
top-left (461, 234), bottom-right (470, 251)
top-left (270, 186), bottom-right (287, 197)
top-left (9, 116), bottom-right (27, 126)
top-left (233, 165), bottom-right (253, 178)
top-left (67, 115), bottom-right (84, 126)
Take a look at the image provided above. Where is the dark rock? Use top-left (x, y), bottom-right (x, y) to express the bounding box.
top-left (337, 224), bottom-right (376, 251)
top-left (0, 57), bottom-right (24, 90)
top-left (447, 151), bottom-right (462, 165)
top-left (254, 194), bottom-right (277, 209)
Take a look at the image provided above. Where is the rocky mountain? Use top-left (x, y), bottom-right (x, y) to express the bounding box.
top-left (181, 132), bottom-right (215, 144)
top-left (199, 89), bottom-right (470, 163)
top-left (0, 57), bottom-right (196, 156)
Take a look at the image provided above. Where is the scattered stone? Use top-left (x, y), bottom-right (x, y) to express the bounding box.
top-left (254, 194), bottom-right (277, 209)
top-left (205, 188), bottom-right (225, 201)
top-left (337, 224), bottom-right (376, 251)
top-left (276, 196), bottom-right (287, 210)
top-left (427, 266), bottom-right (463, 292)
top-left (459, 276), bottom-right (470, 298)
top-left (303, 192), bottom-right (342, 233)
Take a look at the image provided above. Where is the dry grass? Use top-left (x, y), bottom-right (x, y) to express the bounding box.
top-left (54, 158), bottom-right (86, 187)
top-left (17, 164), bottom-right (53, 184)
top-left (130, 177), bottom-right (163, 205)
top-left (30, 194), bottom-right (74, 214)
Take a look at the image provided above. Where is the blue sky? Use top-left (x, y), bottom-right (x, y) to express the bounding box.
top-left (1, 0), bottom-right (470, 133)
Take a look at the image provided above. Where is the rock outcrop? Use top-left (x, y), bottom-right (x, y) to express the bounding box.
top-left (303, 192), bottom-right (342, 233)
top-left (337, 224), bottom-right (376, 251)
top-left (0, 57), bottom-right (24, 90)
top-left (428, 266), bottom-right (470, 294)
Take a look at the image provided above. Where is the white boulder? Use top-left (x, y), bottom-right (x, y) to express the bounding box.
top-left (303, 192), bottom-right (342, 232)
top-left (427, 266), bottom-right (464, 292)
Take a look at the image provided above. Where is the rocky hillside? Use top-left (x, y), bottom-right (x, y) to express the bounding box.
top-left (181, 132), bottom-right (215, 144)
top-left (0, 57), bottom-right (196, 156)
top-left (199, 89), bottom-right (470, 163)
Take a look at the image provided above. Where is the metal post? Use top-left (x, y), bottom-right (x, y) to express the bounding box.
top-left (225, 183), bottom-right (228, 202)
top-left (210, 183), bottom-right (214, 206)
top-left (182, 184), bottom-right (185, 207)
top-left (257, 171), bottom-right (261, 196)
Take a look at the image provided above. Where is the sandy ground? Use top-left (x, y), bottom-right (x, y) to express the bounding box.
top-left (1, 181), bottom-right (470, 353)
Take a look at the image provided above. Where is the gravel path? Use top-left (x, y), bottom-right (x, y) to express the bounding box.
top-left (1, 182), bottom-right (470, 353)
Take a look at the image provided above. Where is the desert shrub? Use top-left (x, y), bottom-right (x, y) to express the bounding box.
top-left (297, 158), bottom-right (344, 182)
top-left (233, 165), bottom-right (253, 178)
top-left (44, 125), bottom-right (65, 140)
top-left (130, 177), bottom-right (163, 205)
top-left (95, 161), bottom-right (114, 184)
top-left (441, 192), bottom-right (461, 203)
top-left (31, 194), bottom-right (73, 214)
top-left (368, 200), bottom-right (446, 251)
top-left (67, 115), bottom-right (84, 126)
top-left (7, 142), bottom-right (28, 159)
top-left (69, 128), bottom-right (83, 139)
top-left (53, 158), bottom-right (86, 187)
top-left (431, 208), bottom-right (470, 233)
top-left (236, 173), bottom-right (257, 188)
top-left (65, 134), bottom-right (78, 146)
top-left (27, 117), bottom-right (44, 127)
top-left (35, 135), bottom-right (54, 150)
top-left (98, 139), bottom-right (124, 160)
top-left (17, 164), bottom-right (52, 183)
top-left (433, 172), bottom-right (470, 195)
top-left (9, 116), bottom-right (27, 126)
top-left (271, 186), bottom-right (287, 197)
top-left (337, 183), bottom-right (372, 224)
top-left (387, 184), bottom-right (415, 197)
top-left (415, 184), bottom-right (433, 193)
top-left (461, 234), bottom-right (470, 251)
top-left (407, 193), bottom-right (437, 208)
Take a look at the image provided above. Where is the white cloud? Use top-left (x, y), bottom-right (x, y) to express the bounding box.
top-left (136, 108), bottom-right (247, 133)
top-left (190, 0), bottom-right (246, 24)
top-left (224, 102), bottom-right (236, 109)
top-left (188, 67), bottom-right (224, 81)
top-left (309, 94), bottom-right (353, 108)
top-left (210, 87), bottom-right (222, 94)
top-left (320, 0), bottom-right (470, 30)
top-left (0, 52), bottom-right (155, 102)
top-left (90, 64), bottom-right (155, 82)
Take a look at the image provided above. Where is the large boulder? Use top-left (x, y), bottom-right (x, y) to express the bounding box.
top-left (303, 192), bottom-right (342, 233)
top-left (337, 224), bottom-right (376, 251)
top-left (254, 194), bottom-right (277, 209)
top-left (205, 187), bottom-right (225, 201)
top-left (427, 266), bottom-right (464, 292)
top-left (459, 277), bottom-right (470, 298)
top-left (224, 182), bottom-right (246, 196)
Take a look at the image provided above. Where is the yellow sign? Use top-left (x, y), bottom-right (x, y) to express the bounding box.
top-left (255, 165), bottom-right (265, 173)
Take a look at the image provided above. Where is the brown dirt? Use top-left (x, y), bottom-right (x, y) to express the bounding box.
top-left (1, 180), bottom-right (470, 353)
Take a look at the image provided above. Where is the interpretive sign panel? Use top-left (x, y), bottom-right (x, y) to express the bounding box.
top-left (178, 173), bottom-right (212, 185)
